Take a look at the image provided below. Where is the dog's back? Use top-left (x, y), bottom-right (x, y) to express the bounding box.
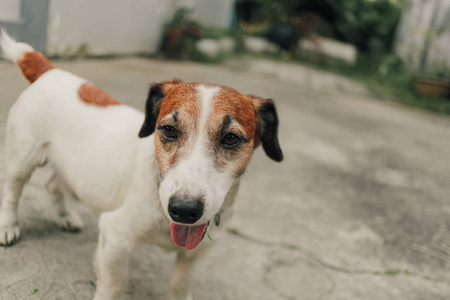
top-left (0, 30), bottom-right (148, 213)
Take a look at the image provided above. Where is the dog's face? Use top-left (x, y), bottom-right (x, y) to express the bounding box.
top-left (139, 80), bottom-right (283, 250)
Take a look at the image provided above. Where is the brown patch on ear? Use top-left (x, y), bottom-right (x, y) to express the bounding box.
top-left (78, 83), bottom-right (122, 107)
top-left (160, 79), bottom-right (183, 95)
top-left (18, 51), bottom-right (55, 83)
top-left (249, 95), bottom-right (283, 162)
top-left (139, 79), bottom-right (184, 138)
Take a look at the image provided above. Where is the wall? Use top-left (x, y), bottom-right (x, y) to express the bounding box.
top-left (0, 0), bottom-right (50, 53)
top-left (0, 0), bottom-right (20, 20)
top-left (176, 0), bottom-right (235, 28)
top-left (46, 0), bottom-right (171, 56)
top-left (395, 0), bottom-right (450, 73)
top-left (192, 0), bottom-right (235, 28)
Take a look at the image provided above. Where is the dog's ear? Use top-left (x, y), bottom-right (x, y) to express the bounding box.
top-left (249, 95), bottom-right (283, 162)
top-left (139, 79), bottom-right (182, 138)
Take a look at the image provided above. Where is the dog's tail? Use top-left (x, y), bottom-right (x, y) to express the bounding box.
top-left (1, 28), bottom-right (55, 83)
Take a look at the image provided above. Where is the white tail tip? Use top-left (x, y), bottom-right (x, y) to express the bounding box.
top-left (0, 28), bottom-right (34, 63)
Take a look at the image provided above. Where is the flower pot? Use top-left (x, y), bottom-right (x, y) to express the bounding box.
top-left (162, 29), bottom-right (186, 58)
top-left (414, 78), bottom-right (450, 98)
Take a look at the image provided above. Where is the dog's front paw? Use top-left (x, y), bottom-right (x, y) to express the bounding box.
top-left (55, 211), bottom-right (84, 232)
top-left (0, 216), bottom-right (20, 246)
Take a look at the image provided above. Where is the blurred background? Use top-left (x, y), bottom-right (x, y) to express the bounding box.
top-left (1, 1), bottom-right (450, 299)
top-left (1, 0), bottom-right (450, 113)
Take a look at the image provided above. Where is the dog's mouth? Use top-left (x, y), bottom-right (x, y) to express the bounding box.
top-left (170, 221), bottom-right (210, 250)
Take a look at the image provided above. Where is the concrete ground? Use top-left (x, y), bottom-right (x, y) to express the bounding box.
top-left (1, 57), bottom-right (450, 300)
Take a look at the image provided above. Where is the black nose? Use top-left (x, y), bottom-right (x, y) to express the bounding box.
top-left (168, 197), bottom-right (204, 224)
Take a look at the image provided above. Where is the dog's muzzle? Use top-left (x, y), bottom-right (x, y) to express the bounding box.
top-left (168, 197), bottom-right (208, 250)
top-left (168, 197), bottom-right (203, 224)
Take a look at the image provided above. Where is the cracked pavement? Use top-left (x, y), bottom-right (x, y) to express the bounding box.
top-left (1, 57), bottom-right (450, 299)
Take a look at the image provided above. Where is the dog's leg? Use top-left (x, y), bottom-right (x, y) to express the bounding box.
top-left (46, 171), bottom-right (84, 232)
top-left (92, 210), bottom-right (135, 300)
top-left (168, 251), bottom-right (203, 300)
top-left (0, 141), bottom-right (45, 246)
top-left (0, 179), bottom-right (25, 246)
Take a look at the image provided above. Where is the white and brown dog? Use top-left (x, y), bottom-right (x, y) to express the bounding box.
top-left (0, 30), bottom-right (283, 300)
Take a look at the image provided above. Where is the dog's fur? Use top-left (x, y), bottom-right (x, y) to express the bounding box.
top-left (0, 30), bottom-right (283, 300)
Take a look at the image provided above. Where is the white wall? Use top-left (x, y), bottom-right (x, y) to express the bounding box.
top-left (177, 0), bottom-right (235, 28)
top-left (0, 0), bottom-right (20, 20)
top-left (395, 0), bottom-right (450, 72)
top-left (192, 0), bottom-right (234, 28)
top-left (46, 0), bottom-right (171, 56)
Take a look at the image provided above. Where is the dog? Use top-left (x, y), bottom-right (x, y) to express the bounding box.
top-left (0, 29), bottom-right (283, 300)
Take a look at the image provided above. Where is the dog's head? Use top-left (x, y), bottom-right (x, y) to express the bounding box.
top-left (139, 80), bottom-right (283, 250)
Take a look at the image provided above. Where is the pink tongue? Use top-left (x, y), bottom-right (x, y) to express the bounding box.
top-left (170, 222), bottom-right (207, 250)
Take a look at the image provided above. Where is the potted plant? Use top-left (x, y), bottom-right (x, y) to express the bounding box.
top-left (162, 8), bottom-right (203, 58)
top-left (414, 68), bottom-right (450, 98)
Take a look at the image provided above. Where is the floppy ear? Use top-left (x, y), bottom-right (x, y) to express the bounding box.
top-left (249, 95), bottom-right (283, 162)
top-left (139, 79), bottom-right (182, 138)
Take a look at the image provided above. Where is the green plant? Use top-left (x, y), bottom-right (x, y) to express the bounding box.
top-left (330, 0), bottom-right (403, 54)
top-left (202, 26), bottom-right (229, 40)
top-left (190, 47), bottom-right (228, 63)
top-left (236, 0), bottom-right (404, 55)
top-left (162, 8), bottom-right (203, 58)
top-left (230, 29), bottom-right (246, 53)
top-left (422, 67), bottom-right (450, 81)
top-left (32, 288), bottom-right (45, 300)
top-left (385, 269), bottom-right (401, 276)
top-left (166, 7), bottom-right (192, 30)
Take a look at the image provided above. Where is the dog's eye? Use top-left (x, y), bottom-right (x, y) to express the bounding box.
top-left (160, 125), bottom-right (178, 141)
top-left (221, 133), bottom-right (241, 149)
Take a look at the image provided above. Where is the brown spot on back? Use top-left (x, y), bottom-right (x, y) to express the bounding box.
top-left (18, 51), bottom-right (55, 83)
top-left (78, 83), bottom-right (122, 107)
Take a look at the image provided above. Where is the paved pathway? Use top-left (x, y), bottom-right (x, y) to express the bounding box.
top-left (226, 57), bottom-right (371, 97)
top-left (1, 58), bottom-right (450, 299)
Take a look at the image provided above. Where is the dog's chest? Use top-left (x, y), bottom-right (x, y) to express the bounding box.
top-left (141, 219), bottom-right (179, 251)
